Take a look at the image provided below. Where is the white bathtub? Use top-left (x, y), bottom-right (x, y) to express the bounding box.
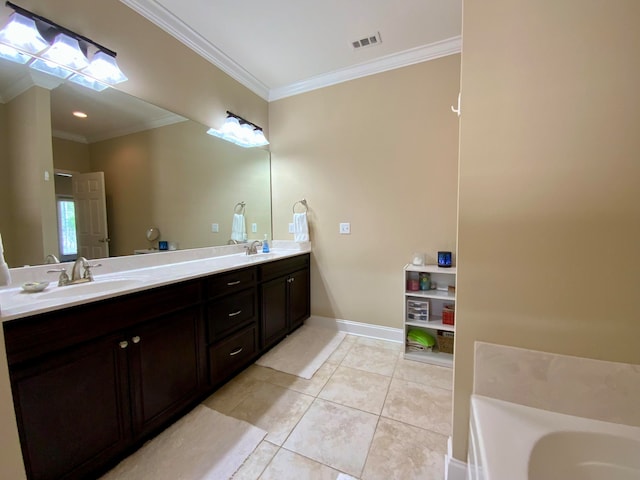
top-left (467, 394), bottom-right (640, 480)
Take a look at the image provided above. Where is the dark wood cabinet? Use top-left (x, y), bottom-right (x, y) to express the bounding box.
top-left (3, 253), bottom-right (310, 480)
top-left (209, 323), bottom-right (258, 384)
top-left (288, 267), bottom-right (310, 331)
top-left (259, 254), bottom-right (310, 348)
top-left (4, 280), bottom-right (205, 480)
top-left (10, 334), bottom-right (131, 480)
top-left (205, 267), bottom-right (259, 385)
top-left (129, 306), bottom-right (204, 439)
top-left (260, 275), bottom-right (289, 348)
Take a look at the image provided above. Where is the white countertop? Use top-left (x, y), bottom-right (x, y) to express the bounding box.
top-left (0, 241), bottom-right (310, 322)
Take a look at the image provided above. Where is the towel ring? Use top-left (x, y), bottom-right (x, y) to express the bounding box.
top-left (292, 199), bottom-right (308, 214)
top-left (234, 201), bottom-right (246, 214)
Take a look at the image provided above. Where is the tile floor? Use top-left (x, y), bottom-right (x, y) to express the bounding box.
top-left (201, 333), bottom-right (453, 480)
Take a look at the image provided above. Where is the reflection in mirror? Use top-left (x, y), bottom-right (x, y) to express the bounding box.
top-left (0, 57), bottom-right (271, 268)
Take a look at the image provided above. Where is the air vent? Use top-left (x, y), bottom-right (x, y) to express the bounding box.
top-left (351, 32), bottom-right (382, 50)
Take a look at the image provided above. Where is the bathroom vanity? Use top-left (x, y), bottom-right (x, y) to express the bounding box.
top-left (1, 247), bottom-right (310, 480)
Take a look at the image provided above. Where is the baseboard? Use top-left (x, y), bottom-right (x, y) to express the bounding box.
top-left (306, 315), bottom-right (404, 343)
top-left (444, 436), bottom-right (468, 480)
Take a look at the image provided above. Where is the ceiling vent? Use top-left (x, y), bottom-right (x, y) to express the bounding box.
top-left (351, 32), bottom-right (382, 50)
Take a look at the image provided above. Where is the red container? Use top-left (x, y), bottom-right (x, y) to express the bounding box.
top-left (442, 305), bottom-right (455, 325)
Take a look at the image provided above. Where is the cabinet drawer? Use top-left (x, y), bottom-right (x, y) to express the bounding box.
top-left (207, 290), bottom-right (257, 343)
top-left (209, 324), bottom-right (258, 384)
top-left (259, 254), bottom-right (310, 282)
top-left (206, 267), bottom-right (256, 299)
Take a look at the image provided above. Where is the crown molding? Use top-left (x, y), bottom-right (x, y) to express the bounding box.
top-left (269, 36), bottom-right (462, 101)
top-left (120, 1), bottom-right (460, 102)
top-left (121, 0), bottom-right (270, 100)
top-left (88, 112), bottom-right (187, 143)
top-left (52, 130), bottom-right (89, 144)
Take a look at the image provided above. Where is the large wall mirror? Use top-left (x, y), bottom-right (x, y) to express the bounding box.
top-left (0, 57), bottom-right (272, 268)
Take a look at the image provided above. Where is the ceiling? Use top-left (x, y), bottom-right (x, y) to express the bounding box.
top-left (122, 0), bottom-right (462, 101)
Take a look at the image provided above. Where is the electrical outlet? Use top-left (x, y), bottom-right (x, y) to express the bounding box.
top-left (339, 222), bottom-right (351, 234)
top-left (288, 223), bottom-right (295, 233)
top-left (211, 223), bottom-right (219, 233)
top-left (251, 223), bottom-right (257, 233)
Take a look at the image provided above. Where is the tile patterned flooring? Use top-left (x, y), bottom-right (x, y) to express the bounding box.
top-left (201, 333), bottom-right (453, 480)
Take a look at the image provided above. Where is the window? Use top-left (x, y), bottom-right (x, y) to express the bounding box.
top-left (57, 196), bottom-right (77, 260)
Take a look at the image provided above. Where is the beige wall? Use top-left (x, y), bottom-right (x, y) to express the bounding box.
top-left (452, 0), bottom-right (640, 461)
top-left (52, 137), bottom-right (91, 173)
top-left (89, 120), bottom-right (271, 256)
top-left (4, 87), bottom-right (58, 267)
top-left (0, 103), bottom-right (9, 243)
top-left (270, 55), bottom-right (460, 328)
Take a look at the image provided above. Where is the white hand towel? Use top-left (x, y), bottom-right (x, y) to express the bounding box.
top-left (293, 212), bottom-right (309, 242)
top-left (231, 214), bottom-right (246, 242)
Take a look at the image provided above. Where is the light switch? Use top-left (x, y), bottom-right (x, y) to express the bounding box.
top-left (251, 223), bottom-right (257, 233)
top-left (288, 223), bottom-right (295, 233)
top-left (339, 222), bottom-right (351, 234)
top-left (211, 223), bottom-right (219, 233)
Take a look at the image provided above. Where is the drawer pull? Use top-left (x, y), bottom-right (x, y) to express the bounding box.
top-left (132, 336), bottom-right (141, 344)
top-left (229, 347), bottom-right (243, 356)
top-left (119, 341), bottom-right (129, 349)
top-left (228, 310), bottom-right (242, 317)
top-left (226, 280), bottom-right (241, 286)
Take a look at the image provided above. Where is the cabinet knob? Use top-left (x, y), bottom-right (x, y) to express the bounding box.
top-left (228, 310), bottom-right (242, 317)
top-left (119, 341), bottom-right (129, 349)
top-left (132, 336), bottom-right (141, 344)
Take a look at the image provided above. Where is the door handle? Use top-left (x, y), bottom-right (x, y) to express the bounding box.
top-left (229, 347), bottom-right (243, 356)
top-left (98, 238), bottom-right (111, 243)
top-left (228, 310), bottom-right (242, 317)
top-left (226, 280), bottom-right (241, 286)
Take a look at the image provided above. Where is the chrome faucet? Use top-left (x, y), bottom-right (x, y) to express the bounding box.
top-left (71, 257), bottom-right (102, 282)
top-left (48, 257), bottom-right (102, 286)
top-left (245, 240), bottom-right (262, 255)
top-left (44, 254), bottom-right (60, 264)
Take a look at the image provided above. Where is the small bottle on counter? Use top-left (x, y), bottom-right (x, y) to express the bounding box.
top-left (262, 234), bottom-right (270, 253)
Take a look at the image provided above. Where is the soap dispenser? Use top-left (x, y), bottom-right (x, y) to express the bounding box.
top-left (262, 234), bottom-right (270, 253)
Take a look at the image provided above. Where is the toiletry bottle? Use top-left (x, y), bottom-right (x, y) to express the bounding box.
top-left (262, 234), bottom-right (270, 253)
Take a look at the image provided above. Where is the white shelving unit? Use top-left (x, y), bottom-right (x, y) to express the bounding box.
top-left (403, 264), bottom-right (456, 368)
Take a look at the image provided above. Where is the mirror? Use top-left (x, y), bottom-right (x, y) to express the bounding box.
top-left (0, 58), bottom-right (272, 268)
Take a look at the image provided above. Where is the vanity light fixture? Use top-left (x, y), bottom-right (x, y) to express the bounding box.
top-left (72, 111), bottom-right (87, 118)
top-left (0, 2), bottom-right (127, 92)
top-left (207, 111), bottom-right (269, 148)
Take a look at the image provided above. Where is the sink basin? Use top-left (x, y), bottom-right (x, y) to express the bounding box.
top-left (37, 278), bottom-right (146, 300)
top-left (242, 252), bottom-right (278, 262)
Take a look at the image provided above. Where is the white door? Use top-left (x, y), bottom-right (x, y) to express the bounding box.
top-left (73, 172), bottom-right (109, 259)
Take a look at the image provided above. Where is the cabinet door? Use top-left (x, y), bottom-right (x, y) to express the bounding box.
top-left (288, 268), bottom-right (310, 332)
top-left (260, 276), bottom-right (288, 348)
top-left (11, 335), bottom-right (131, 480)
top-left (128, 306), bottom-right (204, 439)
